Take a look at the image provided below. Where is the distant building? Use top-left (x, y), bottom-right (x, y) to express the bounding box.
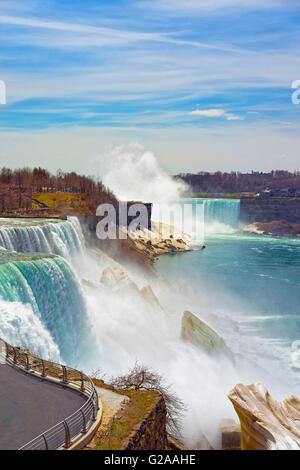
top-left (257, 188), bottom-right (272, 198)
top-left (257, 187), bottom-right (299, 198)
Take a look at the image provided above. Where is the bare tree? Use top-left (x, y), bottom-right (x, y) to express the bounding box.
top-left (110, 362), bottom-right (186, 440)
top-left (90, 367), bottom-right (106, 382)
top-left (0, 166), bottom-right (118, 214)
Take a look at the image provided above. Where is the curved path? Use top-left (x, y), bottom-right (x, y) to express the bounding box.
top-left (0, 363), bottom-right (87, 450)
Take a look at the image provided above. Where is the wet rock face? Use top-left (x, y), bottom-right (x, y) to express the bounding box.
top-left (240, 197), bottom-right (300, 224)
top-left (123, 396), bottom-right (169, 450)
top-left (100, 266), bottom-right (140, 293)
top-left (243, 220), bottom-right (300, 238)
top-left (221, 419), bottom-right (241, 450)
top-left (181, 310), bottom-right (229, 355)
top-left (228, 383), bottom-right (300, 450)
top-left (140, 285), bottom-right (162, 309)
top-left (99, 266), bottom-right (164, 311)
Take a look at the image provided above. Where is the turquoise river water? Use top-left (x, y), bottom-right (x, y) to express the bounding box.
top-left (156, 199), bottom-right (300, 391)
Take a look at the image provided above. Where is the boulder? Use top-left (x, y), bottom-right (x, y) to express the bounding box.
top-left (181, 311), bottom-right (229, 355)
top-left (82, 278), bottom-right (101, 289)
top-left (100, 266), bottom-right (140, 294)
top-left (228, 383), bottom-right (300, 450)
top-left (221, 419), bottom-right (241, 450)
top-left (140, 285), bottom-right (162, 309)
top-left (91, 247), bottom-right (120, 267)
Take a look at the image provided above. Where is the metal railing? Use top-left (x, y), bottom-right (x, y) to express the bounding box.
top-left (0, 338), bottom-right (99, 450)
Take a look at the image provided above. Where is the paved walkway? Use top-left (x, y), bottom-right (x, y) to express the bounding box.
top-left (0, 364), bottom-right (86, 450)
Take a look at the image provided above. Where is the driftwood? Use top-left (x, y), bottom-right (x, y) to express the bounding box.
top-left (228, 383), bottom-right (300, 450)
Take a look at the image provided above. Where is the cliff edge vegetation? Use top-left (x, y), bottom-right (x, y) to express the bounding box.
top-left (93, 386), bottom-right (168, 451)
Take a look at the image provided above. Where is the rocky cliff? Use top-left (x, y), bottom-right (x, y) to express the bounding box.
top-left (228, 383), bottom-right (300, 450)
top-left (94, 388), bottom-right (169, 451)
top-left (122, 395), bottom-right (169, 450)
top-left (240, 197), bottom-right (300, 224)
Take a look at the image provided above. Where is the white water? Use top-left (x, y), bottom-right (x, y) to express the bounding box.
top-left (0, 217), bottom-right (93, 366)
top-left (84, 271), bottom-right (243, 448)
top-left (0, 209), bottom-right (245, 447)
top-left (99, 143), bottom-right (188, 203)
top-left (0, 207), bottom-right (289, 449)
top-left (203, 198), bottom-right (240, 235)
top-left (0, 217), bottom-right (84, 261)
top-left (0, 298), bottom-right (60, 361)
top-left (0, 152), bottom-right (290, 448)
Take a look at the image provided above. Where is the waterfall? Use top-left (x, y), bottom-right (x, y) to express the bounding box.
top-left (204, 199), bottom-right (240, 230)
top-left (0, 298), bottom-right (61, 362)
top-left (200, 198), bottom-right (240, 234)
top-left (0, 254), bottom-right (91, 364)
top-left (0, 217), bottom-right (85, 261)
top-left (0, 217), bottom-right (95, 366)
top-left (173, 198), bottom-right (240, 237)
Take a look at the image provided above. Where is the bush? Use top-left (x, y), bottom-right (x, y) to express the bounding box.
top-left (109, 362), bottom-right (185, 440)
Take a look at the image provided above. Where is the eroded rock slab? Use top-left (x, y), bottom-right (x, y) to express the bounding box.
top-left (100, 266), bottom-right (140, 294)
top-left (122, 221), bottom-right (203, 261)
top-left (100, 266), bottom-right (166, 311)
top-left (181, 310), bottom-right (230, 355)
top-left (228, 383), bottom-right (300, 450)
top-left (140, 285), bottom-right (162, 309)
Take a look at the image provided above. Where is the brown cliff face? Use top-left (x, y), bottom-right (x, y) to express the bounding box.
top-left (240, 197), bottom-right (300, 224)
top-left (243, 220), bottom-right (300, 238)
top-left (123, 396), bottom-right (169, 450)
top-left (94, 389), bottom-right (169, 451)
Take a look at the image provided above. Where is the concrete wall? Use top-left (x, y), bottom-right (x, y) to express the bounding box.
top-left (240, 197), bottom-right (300, 224)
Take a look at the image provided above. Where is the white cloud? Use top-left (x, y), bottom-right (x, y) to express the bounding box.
top-left (1, 11), bottom-right (299, 109)
top-left (190, 109), bottom-right (243, 120)
top-left (224, 113), bottom-right (244, 121)
top-left (190, 109), bottom-right (225, 117)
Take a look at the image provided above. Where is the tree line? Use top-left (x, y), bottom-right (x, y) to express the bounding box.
top-left (176, 170), bottom-right (300, 194)
top-left (0, 166), bottom-right (117, 214)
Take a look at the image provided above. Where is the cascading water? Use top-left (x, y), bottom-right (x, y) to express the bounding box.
top-left (0, 203), bottom-right (295, 448)
top-left (0, 297), bottom-right (61, 362)
top-left (0, 218), bottom-right (92, 366)
top-left (0, 217), bottom-right (84, 261)
top-left (178, 198), bottom-right (240, 236)
top-left (203, 199), bottom-right (240, 232)
top-left (152, 198), bottom-right (240, 243)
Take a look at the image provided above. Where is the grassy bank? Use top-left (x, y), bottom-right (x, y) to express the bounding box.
top-left (92, 380), bottom-right (162, 451)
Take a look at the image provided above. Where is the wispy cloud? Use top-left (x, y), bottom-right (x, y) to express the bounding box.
top-left (138, 0), bottom-right (295, 16)
top-left (0, 0), bottom-right (299, 171)
top-left (0, 15), bottom-right (245, 53)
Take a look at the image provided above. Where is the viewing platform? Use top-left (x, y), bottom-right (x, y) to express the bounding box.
top-left (0, 339), bottom-right (102, 450)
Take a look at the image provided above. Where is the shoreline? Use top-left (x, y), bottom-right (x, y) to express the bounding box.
top-left (125, 221), bottom-right (203, 263)
top-left (242, 221), bottom-right (300, 240)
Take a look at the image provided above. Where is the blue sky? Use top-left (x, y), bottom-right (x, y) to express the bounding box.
top-left (0, 0), bottom-right (299, 173)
